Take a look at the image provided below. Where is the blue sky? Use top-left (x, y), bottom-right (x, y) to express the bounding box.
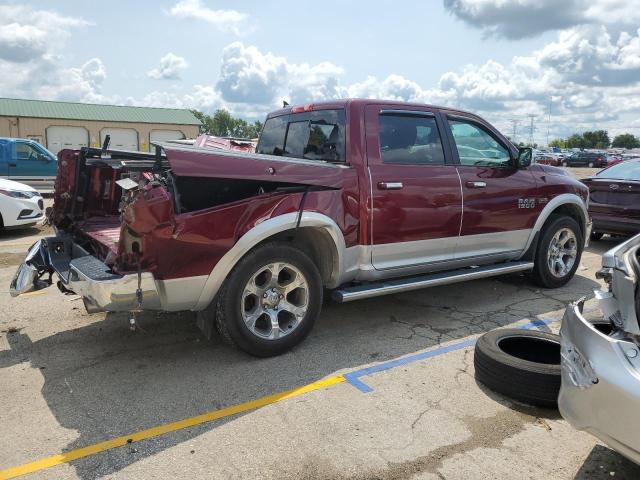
top-left (1, 0), bottom-right (640, 144)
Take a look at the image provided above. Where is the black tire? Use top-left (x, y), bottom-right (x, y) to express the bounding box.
top-left (474, 329), bottom-right (561, 408)
top-left (588, 161), bottom-right (595, 168)
top-left (530, 215), bottom-right (583, 288)
top-left (590, 231), bottom-right (604, 241)
top-left (215, 242), bottom-right (323, 357)
top-left (562, 161), bottom-right (568, 167)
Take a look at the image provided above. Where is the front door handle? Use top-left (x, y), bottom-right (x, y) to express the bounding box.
top-left (465, 181), bottom-right (486, 189)
top-left (378, 181), bottom-right (403, 190)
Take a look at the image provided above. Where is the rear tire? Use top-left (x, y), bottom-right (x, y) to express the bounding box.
top-left (215, 242), bottom-right (323, 357)
top-left (588, 161), bottom-right (595, 168)
top-left (474, 329), bottom-right (561, 408)
top-left (562, 161), bottom-right (568, 167)
top-left (530, 216), bottom-right (583, 288)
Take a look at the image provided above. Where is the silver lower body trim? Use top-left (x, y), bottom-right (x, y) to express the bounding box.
top-left (333, 261), bottom-right (534, 303)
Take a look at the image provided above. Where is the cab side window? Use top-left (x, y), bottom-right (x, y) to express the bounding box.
top-left (378, 114), bottom-right (445, 165)
top-left (448, 119), bottom-right (511, 167)
top-left (15, 142), bottom-right (42, 161)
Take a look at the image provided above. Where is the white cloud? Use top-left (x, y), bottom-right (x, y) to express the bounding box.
top-left (444, 0), bottom-right (640, 38)
top-left (0, 4), bottom-right (89, 62)
top-left (147, 53), bottom-right (188, 80)
top-left (215, 42), bottom-right (344, 106)
top-left (168, 0), bottom-right (247, 34)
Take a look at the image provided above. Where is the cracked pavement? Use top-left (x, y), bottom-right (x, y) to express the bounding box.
top-left (2, 193), bottom-right (640, 479)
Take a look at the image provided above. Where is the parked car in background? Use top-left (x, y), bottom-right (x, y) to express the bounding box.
top-left (560, 234), bottom-right (640, 464)
top-left (0, 138), bottom-right (57, 191)
top-left (0, 177), bottom-right (44, 229)
top-left (562, 151), bottom-right (607, 168)
top-left (582, 159), bottom-right (640, 240)
top-left (534, 152), bottom-right (560, 166)
top-left (10, 99), bottom-right (590, 356)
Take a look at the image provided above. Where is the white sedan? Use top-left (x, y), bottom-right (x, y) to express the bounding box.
top-left (0, 178), bottom-right (44, 229)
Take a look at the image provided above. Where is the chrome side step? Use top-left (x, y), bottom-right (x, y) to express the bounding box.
top-left (332, 261), bottom-right (534, 303)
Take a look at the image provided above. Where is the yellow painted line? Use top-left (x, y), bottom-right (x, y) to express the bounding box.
top-left (16, 290), bottom-right (47, 298)
top-left (0, 375), bottom-right (345, 480)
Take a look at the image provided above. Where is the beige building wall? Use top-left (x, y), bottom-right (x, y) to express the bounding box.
top-left (0, 116), bottom-right (200, 152)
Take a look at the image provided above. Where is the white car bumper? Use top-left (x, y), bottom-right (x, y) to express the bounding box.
top-left (0, 194), bottom-right (44, 227)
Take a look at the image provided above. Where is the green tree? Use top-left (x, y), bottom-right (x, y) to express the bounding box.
top-left (191, 109), bottom-right (263, 139)
top-left (611, 133), bottom-right (640, 149)
top-left (565, 134), bottom-right (585, 149)
top-left (581, 130), bottom-right (610, 149)
top-left (549, 138), bottom-right (566, 148)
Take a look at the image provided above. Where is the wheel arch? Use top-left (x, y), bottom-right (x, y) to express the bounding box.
top-left (520, 194), bottom-right (588, 258)
top-left (195, 212), bottom-right (346, 310)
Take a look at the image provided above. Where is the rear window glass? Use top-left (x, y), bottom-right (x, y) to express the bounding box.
top-left (596, 161), bottom-right (640, 180)
top-left (379, 114), bottom-right (445, 165)
top-left (256, 109), bottom-right (346, 162)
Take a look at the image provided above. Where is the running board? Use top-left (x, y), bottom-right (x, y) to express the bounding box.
top-left (332, 261), bottom-right (534, 303)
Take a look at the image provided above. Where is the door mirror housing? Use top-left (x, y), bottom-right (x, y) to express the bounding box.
top-left (516, 147), bottom-right (532, 169)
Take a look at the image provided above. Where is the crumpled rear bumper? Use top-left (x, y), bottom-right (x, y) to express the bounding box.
top-left (559, 300), bottom-right (640, 464)
top-left (10, 236), bottom-right (161, 313)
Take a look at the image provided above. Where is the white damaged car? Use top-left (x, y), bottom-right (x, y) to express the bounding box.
top-left (0, 178), bottom-right (44, 229)
top-left (560, 233), bottom-right (640, 463)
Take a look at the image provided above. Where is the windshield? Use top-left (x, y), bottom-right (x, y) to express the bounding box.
top-left (596, 161), bottom-right (640, 180)
top-left (256, 109), bottom-right (346, 162)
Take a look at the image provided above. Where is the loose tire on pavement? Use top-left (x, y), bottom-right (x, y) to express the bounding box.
top-left (474, 328), bottom-right (561, 408)
top-left (215, 242), bottom-right (323, 357)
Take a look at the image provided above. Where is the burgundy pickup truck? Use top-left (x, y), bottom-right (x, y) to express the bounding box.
top-left (10, 99), bottom-right (591, 356)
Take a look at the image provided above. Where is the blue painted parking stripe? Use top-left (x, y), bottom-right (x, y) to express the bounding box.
top-left (344, 315), bottom-right (568, 393)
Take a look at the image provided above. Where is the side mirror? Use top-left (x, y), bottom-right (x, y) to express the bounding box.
top-left (38, 153), bottom-right (52, 162)
top-left (516, 147), bottom-right (532, 169)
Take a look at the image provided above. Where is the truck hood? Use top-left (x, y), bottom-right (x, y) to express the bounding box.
top-left (160, 143), bottom-right (349, 189)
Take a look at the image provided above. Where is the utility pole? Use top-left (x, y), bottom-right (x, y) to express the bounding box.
top-left (527, 114), bottom-right (535, 146)
top-left (546, 98), bottom-right (552, 147)
top-left (510, 119), bottom-right (520, 144)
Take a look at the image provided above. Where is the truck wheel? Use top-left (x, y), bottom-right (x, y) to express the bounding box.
top-left (530, 216), bottom-right (583, 288)
top-left (474, 329), bottom-right (560, 408)
top-left (215, 242), bottom-right (322, 357)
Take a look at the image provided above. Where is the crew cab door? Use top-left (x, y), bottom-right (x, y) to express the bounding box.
top-left (366, 105), bottom-right (462, 270)
top-left (442, 114), bottom-right (540, 261)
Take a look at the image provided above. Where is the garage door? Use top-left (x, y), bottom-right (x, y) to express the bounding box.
top-left (150, 130), bottom-right (185, 150)
top-left (100, 128), bottom-right (138, 151)
top-left (46, 126), bottom-right (89, 155)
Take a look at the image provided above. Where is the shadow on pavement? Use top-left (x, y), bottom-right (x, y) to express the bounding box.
top-left (0, 268), bottom-right (601, 479)
top-left (574, 444), bottom-right (640, 479)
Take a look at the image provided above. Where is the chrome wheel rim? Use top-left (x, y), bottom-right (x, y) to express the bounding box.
top-left (547, 228), bottom-right (578, 278)
top-left (241, 262), bottom-right (309, 340)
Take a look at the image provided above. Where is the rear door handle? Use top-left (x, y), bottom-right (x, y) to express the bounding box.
top-left (465, 181), bottom-right (486, 189)
top-left (377, 181), bottom-right (403, 190)
top-left (8, 163), bottom-right (17, 167)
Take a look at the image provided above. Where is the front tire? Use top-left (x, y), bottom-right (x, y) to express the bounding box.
top-left (530, 216), bottom-right (583, 288)
top-left (215, 242), bottom-right (323, 357)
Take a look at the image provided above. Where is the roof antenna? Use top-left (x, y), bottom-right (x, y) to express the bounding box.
top-left (283, 100), bottom-right (289, 108)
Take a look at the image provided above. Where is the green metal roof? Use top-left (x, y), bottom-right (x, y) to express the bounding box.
top-left (0, 98), bottom-right (202, 125)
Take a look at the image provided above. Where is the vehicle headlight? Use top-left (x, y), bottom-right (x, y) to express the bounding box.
top-left (0, 189), bottom-right (39, 199)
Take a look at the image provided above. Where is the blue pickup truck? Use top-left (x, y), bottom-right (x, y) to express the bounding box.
top-left (0, 138), bottom-right (57, 191)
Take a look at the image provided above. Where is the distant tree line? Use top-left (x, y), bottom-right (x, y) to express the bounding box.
top-left (192, 109), bottom-right (263, 139)
top-left (548, 131), bottom-right (640, 149)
